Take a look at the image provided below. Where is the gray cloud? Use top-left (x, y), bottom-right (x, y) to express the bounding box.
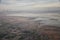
top-left (0, 0), bottom-right (59, 4)
top-left (16, 0), bottom-right (59, 2)
top-left (1, 7), bottom-right (60, 14)
top-left (0, 0), bottom-right (1, 3)
top-left (0, 0), bottom-right (60, 12)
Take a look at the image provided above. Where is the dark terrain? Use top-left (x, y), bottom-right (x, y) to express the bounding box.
top-left (0, 16), bottom-right (60, 40)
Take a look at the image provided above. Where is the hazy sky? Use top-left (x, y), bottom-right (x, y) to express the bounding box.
top-left (0, 0), bottom-right (60, 11)
top-left (0, 0), bottom-right (60, 4)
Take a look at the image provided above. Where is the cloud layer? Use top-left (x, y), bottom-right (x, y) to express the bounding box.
top-left (0, 0), bottom-right (59, 4)
top-left (0, 0), bottom-right (60, 11)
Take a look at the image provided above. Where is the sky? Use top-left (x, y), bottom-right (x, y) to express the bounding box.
top-left (0, 0), bottom-right (60, 12)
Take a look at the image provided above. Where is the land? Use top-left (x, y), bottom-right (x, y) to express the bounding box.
top-left (0, 16), bottom-right (60, 40)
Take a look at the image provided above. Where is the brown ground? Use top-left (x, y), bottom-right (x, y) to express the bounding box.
top-left (0, 16), bottom-right (60, 40)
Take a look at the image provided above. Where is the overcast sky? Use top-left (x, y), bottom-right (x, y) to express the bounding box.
top-left (0, 0), bottom-right (60, 5)
top-left (0, 0), bottom-right (60, 11)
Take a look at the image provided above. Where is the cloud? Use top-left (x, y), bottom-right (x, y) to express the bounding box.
top-left (0, 0), bottom-right (60, 11)
top-left (0, 0), bottom-right (16, 4)
top-left (0, 0), bottom-right (59, 4)
top-left (0, 0), bottom-right (1, 3)
top-left (0, 2), bottom-right (60, 11)
top-left (30, 2), bottom-right (60, 8)
top-left (16, 0), bottom-right (59, 2)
